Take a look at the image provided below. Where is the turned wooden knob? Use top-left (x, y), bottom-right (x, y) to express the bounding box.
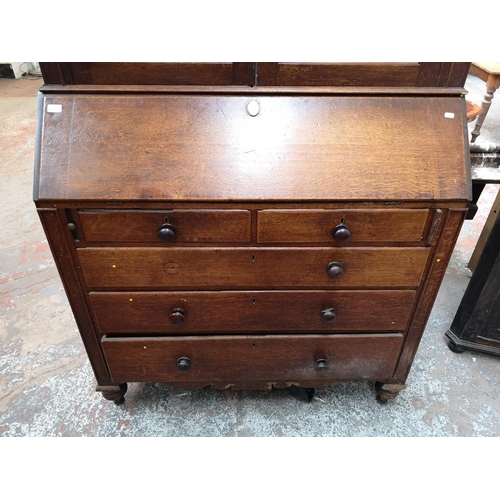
top-left (326, 262), bottom-right (345, 280)
top-left (321, 307), bottom-right (337, 324)
top-left (169, 308), bottom-right (186, 326)
top-left (177, 357), bottom-right (191, 372)
top-left (315, 359), bottom-right (329, 371)
top-left (158, 222), bottom-right (177, 242)
top-left (332, 223), bottom-right (351, 243)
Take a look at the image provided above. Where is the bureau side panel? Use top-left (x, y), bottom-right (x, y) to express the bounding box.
top-left (36, 208), bottom-right (113, 385)
top-left (393, 209), bottom-right (467, 381)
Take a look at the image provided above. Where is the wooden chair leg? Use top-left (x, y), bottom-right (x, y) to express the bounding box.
top-left (471, 74), bottom-right (500, 143)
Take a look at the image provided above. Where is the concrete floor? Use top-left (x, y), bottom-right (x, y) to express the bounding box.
top-left (1, 73), bottom-right (499, 437)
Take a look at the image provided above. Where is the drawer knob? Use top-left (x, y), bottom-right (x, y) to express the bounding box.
top-left (177, 357), bottom-right (191, 372)
top-left (169, 308), bottom-right (186, 326)
top-left (326, 262), bottom-right (345, 280)
top-left (158, 222), bottom-right (177, 242)
top-left (321, 307), bottom-right (337, 324)
top-left (332, 223), bottom-right (351, 243)
top-left (315, 359), bottom-right (329, 371)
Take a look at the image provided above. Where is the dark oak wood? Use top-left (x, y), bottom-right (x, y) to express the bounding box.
top-left (34, 62), bottom-right (470, 404)
top-left (375, 382), bottom-right (407, 404)
top-left (169, 308), bottom-right (186, 326)
top-left (102, 334), bottom-right (404, 383)
top-left (36, 199), bottom-right (470, 211)
top-left (158, 222), bottom-right (177, 243)
top-left (36, 209), bottom-right (113, 385)
top-left (257, 63), bottom-right (470, 87)
top-left (35, 95), bottom-right (468, 203)
top-left (38, 84), bottom-right (468, 96)
top-left (78, 209), bottom-right (252, 243)
top-left (394, 209), bottom-right (467, 380)
top-left (95, 383), bottom-right (128, 405)
top-left (426, 209), bottom-right (443, 245)
top-left (77, 247), bottom-right (430, 289)
top-left (257, 209), bottom-right (429, 244)
top-left (89, 290), bottom-right (416, 334)
top-left (39, 63), bottom-right (62, 85)
top-left (40, 62), bottom-right (256, 86)
top-left (40, 63), bottom-right (469, 88)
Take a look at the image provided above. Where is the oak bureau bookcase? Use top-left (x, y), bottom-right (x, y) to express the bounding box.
top-left (34, 62), bottom-right (471, 404)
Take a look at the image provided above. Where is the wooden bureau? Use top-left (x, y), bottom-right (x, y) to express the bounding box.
top-left (34, 63), bottom-right (471, 404)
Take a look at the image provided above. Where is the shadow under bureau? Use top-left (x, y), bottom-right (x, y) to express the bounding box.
top-left (34, 63), bottom-right (471, 404)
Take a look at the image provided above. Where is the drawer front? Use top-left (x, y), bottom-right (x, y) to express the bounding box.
top-left (90, 290), bottom-right (416, 334)
top-left (79, 209), bottom-right (252, 243)
top-left (257, 209), bottom-right (430, 244)
top-left (102, 334), bottom-right (404, 383)
top-left (78, 247), bottom-right (429, 289)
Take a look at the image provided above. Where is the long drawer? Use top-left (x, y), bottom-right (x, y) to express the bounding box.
top-left (78, 209), bottom-right (252, 243)
top-left (102, 334), bottom-right (404, 383)
top-left (78, 247), bottom-right (430, 289)
top-left (257, 209), bottom-right (430, 244)
top-left (90, 290), bottom-right (416, 334)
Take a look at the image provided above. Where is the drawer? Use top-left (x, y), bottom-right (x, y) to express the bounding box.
top-left (257, 209), bottom-right (430, 244)
top-left (102, 334), bottom-right (404, 383)
top-left (90, 290), bottom-right (416, 334)
top-left (78, 247), bottom-right (430, 289)
top-left (78, 209), bottom-right (252, 243)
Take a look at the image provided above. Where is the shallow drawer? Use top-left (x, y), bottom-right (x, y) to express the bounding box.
top-left (78, 247), bottom-right (429, 289)
top-left (90, 290), bottom-right (416, 334)
top-left (257, 209), bottom-right (430, 244)
top-left (102, 334), bottom-right (404, 383)
top-left (78, 209), bottom-right (251, 243)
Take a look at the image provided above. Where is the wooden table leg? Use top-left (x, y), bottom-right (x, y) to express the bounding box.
top-left (471, 73), bottom-right (500, 143)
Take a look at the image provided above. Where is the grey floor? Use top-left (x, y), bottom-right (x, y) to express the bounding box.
top-left (1, 72), bottom-right (499, 437)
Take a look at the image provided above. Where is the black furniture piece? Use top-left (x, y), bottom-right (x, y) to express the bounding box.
top-left (446, 206), bottom-right (500, 356)
top-left (447, 67), bottom-right (500, 356)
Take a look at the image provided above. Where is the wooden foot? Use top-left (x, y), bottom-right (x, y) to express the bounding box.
top-left (96, 383), bottom-right (128, 405)
top-left (375, 382), bottom-right (407, 404)
top-left (447, 340), bottom-right (466, 353)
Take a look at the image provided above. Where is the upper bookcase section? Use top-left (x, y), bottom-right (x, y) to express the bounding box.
top-left (39, 62), bottom-right (470, 88)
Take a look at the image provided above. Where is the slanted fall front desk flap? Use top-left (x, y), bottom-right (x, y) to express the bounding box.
top-left (34, 94), bottom-right (470, 203)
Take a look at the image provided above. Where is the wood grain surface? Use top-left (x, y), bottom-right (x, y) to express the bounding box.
top-left (257, 209), bottom-right (430, 243)
top-left (257, 63), bottom-right (470, 87)
top-left (102, 334), bottom-right (404, 383)
top-left (36, 95), bottom-right (468, 202)
top-left (40, 62), bottom-right (256, 86)
top-left (89, 290), bottom-right (416, 334)
top-left (79, 209), bottom-right (251, 243)
top-left (39, 62), bottom-right (469, 88)
top-left (78, 247), bottom-right (430, 289)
